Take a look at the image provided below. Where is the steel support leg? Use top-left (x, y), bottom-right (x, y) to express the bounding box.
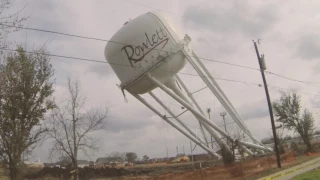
top-left (149, 92), bottom-right (208, 146)
top-left (175, 75), bottom-right (226, 149)
top-left (129, 91), bottom-right (221, 159)
top-left (147, 73), bottom-right (234, 142)
top-left (183, 49), bottom-right (251, 138)
top-left (191, 51), bottom-right (271, 150)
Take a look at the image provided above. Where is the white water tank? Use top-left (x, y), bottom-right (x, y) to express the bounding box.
top-left (105, 11), bottom-right (188, 94)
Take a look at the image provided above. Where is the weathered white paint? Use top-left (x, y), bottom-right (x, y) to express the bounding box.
top-left (105, 11), bottom-right (187, 94)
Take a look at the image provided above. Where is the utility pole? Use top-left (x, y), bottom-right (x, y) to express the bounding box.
top-left (176, 146), bottom-right (178, 156)
top-left (220, 112), bottom-right (228, 144)
top-left (220, 112), bottom-right (227, 133)
top-left (183, 145), bottom-right (185, 155)
top-left (190, 141), bottom-right (194, 165)
top-left (166, 146), bottom-right (168, 159)
top-left (253, 40), bottom-right (281, 168)
top-left (207, 108), bottom-right (214, 149)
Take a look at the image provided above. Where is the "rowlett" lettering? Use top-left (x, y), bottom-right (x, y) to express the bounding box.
top-left (121, 27), bottom-right (169, 67)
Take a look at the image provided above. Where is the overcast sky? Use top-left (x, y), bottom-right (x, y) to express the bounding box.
top-left (5, 0), bottom-right (320, 162)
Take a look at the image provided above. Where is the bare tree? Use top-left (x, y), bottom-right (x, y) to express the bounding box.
top-left (0, 46), bottom-right (54, 180)
top-left (46, 78), bottom-right (108, 180)
top-left (108, 152), bottom-right (125, 167)
top-left (0, 0), bottom-right (28, 48)
top-left (226, 124), bottom-right (247, 157)
top-left (277, 128), bottom-right (287, 154)
top-left (228, 124), bottom-right (245, 141)
top-left (273, 92), bottom-right (315, 152)
top-left (266, 127), bottom-right (287, 154)
top-left (56, 156), bottom-right (72, 167)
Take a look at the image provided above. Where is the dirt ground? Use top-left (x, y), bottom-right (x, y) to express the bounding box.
top-left (1, 152), bottom-right (317, 180)
top-left (108, 152), bottom-right (299, 180)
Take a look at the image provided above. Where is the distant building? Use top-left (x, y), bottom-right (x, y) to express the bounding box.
top-left (24, 160), bottom-right (44, 168)
top-left (96, 157), bottom-right (109, 166)
top-left (263, 134), bottom-right (320, 151)
top-left (77, 160), bottom-right (89, 168)
top-left (96, 157), bottom-right (125, 167)
top-left (188, 153), bottom-right (210, 162)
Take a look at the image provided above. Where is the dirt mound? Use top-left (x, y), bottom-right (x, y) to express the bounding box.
top-left (24, 166), bottom-right (153, 180)
top-left (24, 167), bottom-right (70, 179)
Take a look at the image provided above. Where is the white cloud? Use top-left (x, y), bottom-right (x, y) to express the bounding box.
top-left (182, 0), bottom-right (279, 37)
top-left (6, 0), bottom-right (320, 162)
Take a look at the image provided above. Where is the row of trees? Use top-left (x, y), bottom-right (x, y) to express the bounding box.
top-left (107, 152), bottom-right (138, 164)
top-left (56, 151), bottom-right (138, 166)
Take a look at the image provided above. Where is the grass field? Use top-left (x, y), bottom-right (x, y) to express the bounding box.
top-left (0, 166), bottom-right (9, 180)
top-left (245, 155), bottom-right (317, 180)
top-left (292, 168), bottom-right (320, 180)
top-left (0, 155), bottom-right (318, 180)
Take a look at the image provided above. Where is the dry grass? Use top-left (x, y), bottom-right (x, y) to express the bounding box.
top-left (0, 164), bottom-right (44, 180)
top-left (245, 155), bottom-right (317, 180)
top-left (126, 161), bottom-right (197, 169)
top-left (0, 165), bottom-right (9, 180)
top-left (1, 154), bottom-right (316, 180)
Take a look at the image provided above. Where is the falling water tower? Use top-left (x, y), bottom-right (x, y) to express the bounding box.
top-left (105, 11), bottom-right (272, 159)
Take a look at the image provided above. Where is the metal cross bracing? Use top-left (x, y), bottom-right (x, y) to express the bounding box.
top-left (124, 34), bottom-right (272, 159)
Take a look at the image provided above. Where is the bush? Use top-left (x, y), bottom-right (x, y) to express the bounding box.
top-left (312, 142), bottom-right (320, 152)
top-left (24, 166), bottom-right (134, 180)
top-left (291, 142), bottom-right (299, 151)
top-left (290, 142), bottom-right (304, 155)
top-left (221, 146), bottom-right (234, 164)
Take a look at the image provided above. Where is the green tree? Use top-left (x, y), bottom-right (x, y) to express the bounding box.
top-left (125, 152), bottom-right (138, 164)
top-left (0, 46), bottom-right (54, 179)
top-left (273, 92), bottom-right (315, 152)
top-left (142, 155), bottom-right (149, 162)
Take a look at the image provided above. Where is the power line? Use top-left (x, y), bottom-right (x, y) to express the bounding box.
top-left (2, 47), bottom-right (319, 99)
top-left (2, 24), bottom-right (319, 92)
top-left (118, 1), bottom-right (320, 89)
top-left (0, 47), bottom-right (261, 86)
top-left (4, 22), bottom-right (319, 88)
top-left (0, 23), bottom-right (260, 71)
top-left (266, 71), bottom-right (320, 86)
top-left (268, 85), bottom-right (319, 97)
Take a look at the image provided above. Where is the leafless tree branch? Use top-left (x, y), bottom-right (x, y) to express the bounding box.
top-left (46, 77), bottom-right (108, 180)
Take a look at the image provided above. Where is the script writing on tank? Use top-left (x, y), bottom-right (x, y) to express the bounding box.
top-left (121, 27), bottom-right (169, 67)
